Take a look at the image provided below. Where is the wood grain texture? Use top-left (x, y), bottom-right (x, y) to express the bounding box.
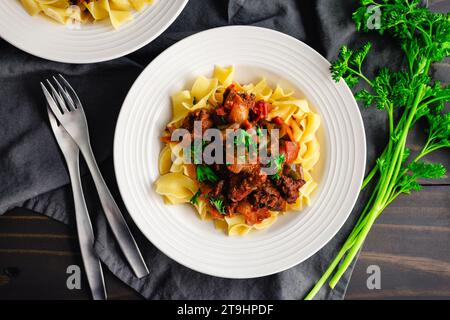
top-left (345, 186), bottom-right (450, 300)
top-left (0, 208), bottom-right (141, 300)
top-left (0, 185), bottom-right (448, 300)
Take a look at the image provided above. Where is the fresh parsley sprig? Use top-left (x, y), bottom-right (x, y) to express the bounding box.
top-left (191, 190), bottom-right (226, 215)
top-left (270, 154), bottom-right (285, 180)
top-left (209, 197), bottom-right (226, 215)
top-left (190, 190), bottom-right (201, 205)
top-left (234, 129), bottom-right (257, 151)
top-left (196, 165), bottom-right (218, 183)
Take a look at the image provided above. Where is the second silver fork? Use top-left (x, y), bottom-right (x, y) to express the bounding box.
top-left (46, 107), bottom-right (107, 300)
top-left (41, 75), bottom-right (149, 278)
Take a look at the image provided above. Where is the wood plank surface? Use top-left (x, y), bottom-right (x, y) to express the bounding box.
top-left (0, 185), bottom-right (448, 299)
top-left (345, 185), bottom-right (450, 300)
top-left (0, 208), bottom-right (142, 300)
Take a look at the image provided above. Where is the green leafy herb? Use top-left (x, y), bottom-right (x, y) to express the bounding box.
top-left (305, 0), bottom-right (450, 300)
top-left (209, 197), bottom-right (226, 215)
top-left (270, 154), bottom-right (285, 180)
top-left (256, 125), bottom-right (263, 136)
top-left (196, 165), bottom-right (218, 183)
top-left (190, 190), bottom-right (201, 205)
top-left (408, 161), bottom-right (446, 179)
top-left (234, 129), bottom-right (257, 150)
top-left (191, 139), bottom-right (207, 164)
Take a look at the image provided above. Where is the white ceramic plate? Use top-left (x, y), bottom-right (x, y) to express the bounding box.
top-left (0, 0), bottom-right (188, 63)
top-left (114, 26), bottom-right (366, 279)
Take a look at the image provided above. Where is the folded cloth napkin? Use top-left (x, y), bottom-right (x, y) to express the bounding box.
top-left (0, 0), bottom-right (419, 299)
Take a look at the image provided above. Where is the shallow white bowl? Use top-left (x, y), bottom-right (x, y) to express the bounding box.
top-left (114, 26), bottom-right (366, 279)
top-left (0, 0), bottom-right (188, 63)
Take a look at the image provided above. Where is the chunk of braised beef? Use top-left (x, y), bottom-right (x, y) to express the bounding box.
top-left (223, 88), bottom-right (241, 110)
top-left (249, 181), bottom-right (286, 211)
top-left (236, 201), bottom-right (271, 225)
top-left (211, 109), bottom-right (228, 126)
top-left (227, 175), bottom-right (250, 202)
top-left (211, 180), bottom-right (224, 197)
top-left (239, 93), bottom-right (256, 110)
top-left (225, 201), bottom-right (238, 215)
top-left (222, 88), bottom-right (255, 124)
top-left (181, 109), bottom-right (214, 133)
top-left (227, 166), bottom-right (267, 202)
top-left (210, 163), bottom-right (222, 175)
top-left (274, 165), bottom-right (306, 203)
top-left (226, 163), bottom-right (259, 175)
top-left (222, 87), bottom-right (234, 106)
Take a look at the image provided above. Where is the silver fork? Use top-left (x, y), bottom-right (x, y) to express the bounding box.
top-left (41, 75), bottom-right (149, 278)
top-left (46, 107), bottom-right (107, 300)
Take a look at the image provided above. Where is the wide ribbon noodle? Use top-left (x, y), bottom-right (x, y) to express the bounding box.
top-left (156, 65), bottom-right (321, 236)
top-left (20, 0), bottom-right (153, 29)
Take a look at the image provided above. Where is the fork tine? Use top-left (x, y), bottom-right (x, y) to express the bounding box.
top-left (46, 106), bottom-right (63, 137)
top-left (57, 74), bottom-right (82, 109)
top-left (46, 79), bottom-right (71, 113)
top-left (53, 76), bottom-right (76, 111)
top-left (46, 106), bottom-right (57, 127)
top-left (41, 82), bottom-right (64, 120)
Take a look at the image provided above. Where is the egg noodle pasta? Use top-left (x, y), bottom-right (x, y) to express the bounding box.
top-left (155, 65), bottom-right (321, 236)
top-left (20, 0), bottom-right (154, 29)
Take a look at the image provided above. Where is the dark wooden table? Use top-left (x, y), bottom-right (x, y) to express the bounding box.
top-left (0, 0), bottom-right (449, 302)
top-left (0, 178), bottom-right (448, 299)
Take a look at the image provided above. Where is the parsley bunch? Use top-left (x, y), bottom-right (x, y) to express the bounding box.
top-left (306, 0), bottom-right (449, 299)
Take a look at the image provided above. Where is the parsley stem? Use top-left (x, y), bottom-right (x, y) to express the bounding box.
top-left (329, 82), bottom-right (426, 288)
top-left (328, 187), bottom-right (399, 288)
top-left (380, 84), bottom-right (426, 205)
top-left (304, 242), bottom-right (349, 300)
top-left (348, 67), bottom-right (373, 87)
top-left (422, 94), bottom-right (450, 107)
top-left (304, 179), bottom-right (381, 299)
top-left (361, 165), bottom-right (378, 190)
top-left (329, 205), bottom-right (380, 288)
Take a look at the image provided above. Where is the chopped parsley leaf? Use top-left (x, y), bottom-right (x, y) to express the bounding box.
top-left (196, 165), bottom-right (218, 183)
top-left (270, 154), bottom-right (285, 180)
top-left (209, 197), bottom-right (226, 215)
top-left (190, 190), bottom-right (201, 205)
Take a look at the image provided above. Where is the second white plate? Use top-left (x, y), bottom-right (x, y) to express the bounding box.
top-left (114, 26), bottom-right (366, 279)
top-left (0, 0), bottom-right (188, 63)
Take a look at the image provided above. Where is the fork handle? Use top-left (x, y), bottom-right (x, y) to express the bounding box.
top-left (79, 144), bottom-right (149, 278)
top-left (67, 153), bottom-right (107, 300)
